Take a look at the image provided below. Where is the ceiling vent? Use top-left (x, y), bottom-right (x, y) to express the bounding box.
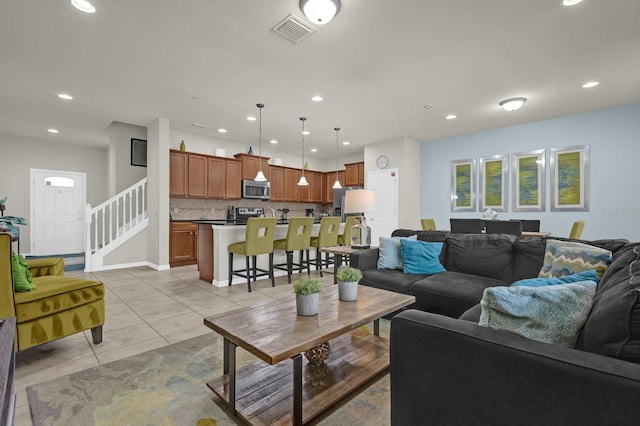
top-left (272, 14), bottom-right (316, 43)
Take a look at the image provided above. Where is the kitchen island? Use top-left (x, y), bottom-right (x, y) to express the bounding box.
top-left (196, 220), bottom-right (336, 287)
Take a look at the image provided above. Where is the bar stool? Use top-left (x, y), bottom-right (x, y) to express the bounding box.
top-left (228, 217), bottom-right (278, 292)
top-left (309, 216), bottom-right (341, 277)
top-left (273, 217), bottom-right (314, 283)
top-left (337, 216), bottom-right (358, 246)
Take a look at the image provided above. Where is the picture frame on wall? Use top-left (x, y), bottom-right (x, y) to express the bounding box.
top-left (130, 138), bottom-right (147, 167)
top-left (512, 149), bottom-right (546, 212)
top-left (550, 144), bottom-right (589, 211)
top-left (479, 154), bottom-right (508, 212)
top-left (450, 158), bottom-right (476, 212)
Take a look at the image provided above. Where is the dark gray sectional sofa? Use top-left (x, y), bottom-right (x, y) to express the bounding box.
top-left (350, 229), bottom-right (640, 425)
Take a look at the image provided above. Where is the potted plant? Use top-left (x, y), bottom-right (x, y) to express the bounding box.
top-left (336, 266), bottom-right (362, 301)
top-left (293, 277), bottom-right (322, 316)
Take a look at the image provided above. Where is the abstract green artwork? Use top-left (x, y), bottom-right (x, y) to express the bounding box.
top-left (451, 158), bottom-right (476, 211)
top-left (551, 145), bottom-right (589, 211)
top-left (512, 149), bottom-right (545, 212)
top-left (479, 155), bottom-right (507, 211)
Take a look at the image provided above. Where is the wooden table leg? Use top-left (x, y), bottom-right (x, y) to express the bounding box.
top-left (225, 338), bottom-right (237, 415)
top-left (374, 319), bottom-right (380, 337)
top-left (293, 354), bottom-right (303, 426)
top-left (333, 254), bottom-right (342, 284)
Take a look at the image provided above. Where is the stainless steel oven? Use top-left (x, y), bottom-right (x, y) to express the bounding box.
top-left (242, 179), bottom-right (271, 200)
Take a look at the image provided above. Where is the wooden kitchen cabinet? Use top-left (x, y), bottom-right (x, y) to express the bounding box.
top-left (269, 165), bottom-right (285, 201)
top-left (283, 167), bottom-right (300, 202)
top-left (207, 157), bottom-right (242, 199)
top-left (309, 171), bottom-right (323, 203)
top-left (323, 170), bottom-right (346, 203)
top-left (170, 222), bottom-right (198, 267)
top-left (188, 154), bottom-right (208, 198)
top-left (169, 150), bottom-right (188, 197)
top-left (234, 153), bottom-right (270, 180)
top-left (345, 162), bottom-right (364, 186)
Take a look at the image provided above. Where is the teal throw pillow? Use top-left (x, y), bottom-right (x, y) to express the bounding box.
top-left (400, 239), bottom-right (445, 275)
top-left (479, 281), bottom-right (597, 348)
top-left (12, 251), bottom-right (35, 292)
top-left (512, 269), bottom-right (598, 287)
top-left (538, 240), bottom-right (611, 279)
top-left (377, 234), bottom-right (417, 270)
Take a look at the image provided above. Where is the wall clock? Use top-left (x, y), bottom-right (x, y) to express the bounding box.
top-left (376, 154), bottom-right (389, 169)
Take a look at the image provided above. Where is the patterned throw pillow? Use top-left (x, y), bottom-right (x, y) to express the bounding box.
top-left (377, 235), bottom-right (417, 270)
top-left (479, 281), bottom-right (597, 348)
top-left (538, 240), bottom-right (611, 279)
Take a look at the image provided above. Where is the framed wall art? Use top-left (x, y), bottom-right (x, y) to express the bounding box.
top-left (479, 154), bottom-right (508, 212)
top-left (511, 149), bottom-right (545, 211)
top-left (130, 138), bottom-right (147, 167)
top-left (550, 144), bottom-right (589, 211)
top-left (450, 158), bottom-right (476, 212)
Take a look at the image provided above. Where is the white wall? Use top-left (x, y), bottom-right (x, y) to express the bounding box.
top-left (107, 122), bottom-right (147, 194)
top-left (420, 102), bottom-right (640, 241)
top-left (0, 134), bottom-right (108, 254)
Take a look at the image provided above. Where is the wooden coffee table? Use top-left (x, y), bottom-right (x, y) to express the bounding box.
top-left (204, 285), bottom-right (414, 425)
top-left (320, 245), bottom-right (369, 283)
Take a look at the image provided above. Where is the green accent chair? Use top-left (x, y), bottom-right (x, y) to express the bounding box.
top-left (309, 216), bottom-right (341, 277)
top-left (337, 216), bottom-right (358, 246)
top-left (421, 218), bottom-right (436, 231)
top-left (570, 220), bottom-right (585, 239)
top-left (273, 217), bottom-right (314, 283)
top-left (0, 233), bottom-right (105, 351)
top-left (228, 217), bottom-right (278, 292)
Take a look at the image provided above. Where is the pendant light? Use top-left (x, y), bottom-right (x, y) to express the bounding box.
top-left (298, 117), bottom-right (309, 186)
top-left (254, 103), bottom-right (267, 182)
top-left (332, 127), bottom-right (342, 189)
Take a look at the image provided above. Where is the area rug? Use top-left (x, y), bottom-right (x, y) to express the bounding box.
top-left (27, 327), bottom-right (391, 425)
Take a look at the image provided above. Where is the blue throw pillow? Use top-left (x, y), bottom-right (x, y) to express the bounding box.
top-left (512, 269), bottom-right (598, 287)
top-left (400, 239), bottom-right (445, 275)
top-left (479, 281), bottom-right (597, 348)
top-left (377, 235), bottom-right (417, 270)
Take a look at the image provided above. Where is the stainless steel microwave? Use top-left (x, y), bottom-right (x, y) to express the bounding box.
top-left (242, 179), bottom-right (271, 200)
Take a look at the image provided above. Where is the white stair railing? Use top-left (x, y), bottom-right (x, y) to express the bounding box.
top-left (85, 178), bottom-right (148, 271)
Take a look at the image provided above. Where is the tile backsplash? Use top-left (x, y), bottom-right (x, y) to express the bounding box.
top-left (169, 198), bottom-right (330, 220)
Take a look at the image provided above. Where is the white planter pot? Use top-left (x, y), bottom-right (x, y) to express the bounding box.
top-left (338, 281), bottom-right (358, 301)
top-left (296, 293), bottom-right (319, 316)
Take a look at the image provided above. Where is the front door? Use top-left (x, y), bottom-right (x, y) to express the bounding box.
top-left (30, 169), bottom-right (86, 255)
top-left (367, 169), bottom-right (399, 244)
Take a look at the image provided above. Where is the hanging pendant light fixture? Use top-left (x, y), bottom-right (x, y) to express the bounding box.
top-left (298, 117), bottom-right (309, 186)
top-left (254, 103), bottom-right (267, 182)
top-left (332, 127), bottom-right (342, 189)
top-left (300, 0), bottom-right (340, 25)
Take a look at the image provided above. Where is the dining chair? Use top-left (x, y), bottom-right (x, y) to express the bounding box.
top-left (421, 218), bottom-right (436, 231)
top-left (569, 220), bottom-right (585, 239)
top-left (509, 219), bottom-right (541, 232)
top-left (485, 220), bottom-right (522, 236)
top-left (449, 218), bottom-right (484, 234)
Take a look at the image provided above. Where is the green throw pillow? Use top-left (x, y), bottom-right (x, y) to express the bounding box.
top-left (12, 251), bottom-right (35, 292)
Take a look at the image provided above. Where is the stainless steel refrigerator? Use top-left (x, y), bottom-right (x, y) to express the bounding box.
top-left (332, 186), bottom-right (363, 220)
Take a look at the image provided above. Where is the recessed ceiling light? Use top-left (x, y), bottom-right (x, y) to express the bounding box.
top-left (499, 97), bottom-right (527, 112)
top-left (48, 128), bottom-right (59, 133)
top-left (57, 93), bottom-right (73, 100)
top-left (582, 81), bottom-right (599, 88)
top-left (302, 130), bottom-right (310, 135)
top-left (310, 148), bottom-right (318, 152)
top-left (562, 0), bottom-right (583, 6)
top-left (192, 122), bottom-right (207, 128)
top-left (312, 96), bottom-right (323, 102)
top-left (71, 0), bottom-right (96, 13)
top-left (217, 128), bottom-right (227, 133)
top-left (246, 116), bottom-right (256, 121)
top-left (342, 141), bottom-right (350, 145)
top-left (446, 114), bottom-right (457, 120)
top-left (270, 139), bottom-right (278, 144)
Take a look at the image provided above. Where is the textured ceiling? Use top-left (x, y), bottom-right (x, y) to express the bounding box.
top-left (1, 0), bottom-right (639, 158)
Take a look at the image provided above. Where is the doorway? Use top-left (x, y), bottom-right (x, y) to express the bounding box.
top-left (367, 169), bottom-right (399, 244)
top-left (30, 169), bottom-right (86, 255)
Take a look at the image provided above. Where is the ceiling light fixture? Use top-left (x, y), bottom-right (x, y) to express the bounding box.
top-left (48, 128), bottom-right (59, 134)
top-left (562, 0), bottom-right (583, 6)
top-left (246, 116), bottom-right (256, 121)
top-left (300, 0), bottom-right (340, 25)
top-left (217, 128), bottom-right (227, 133)
top-left (270, 139), bottom-right (278, 144)
top-left (312, 95), bottom-right (323, 102)
top-left (57, 93), bottom-right (73, 100)
top-left (446, 114), bottom-right (457, 120)
top-left (254, 103), bottom-right (267, 182)
top-left (342, 141), bottom-right (350, 145)
top-left (298, 117), bottom-right (309, 186)
top-left (582, 81), bottom-right (599, 88)
top-left (332, 127), bottom-right (342, 189)
top-left (71, 0), bottom-right (96, 13)
top-left (499, 97), bottom-right (527, 112)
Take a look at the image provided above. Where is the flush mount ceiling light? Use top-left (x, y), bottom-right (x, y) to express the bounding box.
top-left (254, 103), bottom-right (267, 182)
top-left (499, 97), bottom-right (527, 112)
top-left (300, 0), bottom-right (340, 25)
top-left (71, 0), bottom-right (96, 13)
top-left (562, 0), bottom-right (583, 6)
top-left (312, 95), bottom-right (323, 102)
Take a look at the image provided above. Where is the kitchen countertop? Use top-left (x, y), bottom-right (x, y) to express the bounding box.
top-left (192, 218), bottom-right (323, 226)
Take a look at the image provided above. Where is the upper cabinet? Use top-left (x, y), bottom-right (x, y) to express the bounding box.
top-left (188, 154), bottom-right (208, 198)
top-left (269, 165), bottom-right (285, 201)
top-left (169, 150), bottom-right (188, 197)
top-left (344, 162), bottom-right (365, 187)
top-left (323, 170), bottom-right (346, 203)
top-left (207, 157), bottom-right (241, 199)
top-left (234, 153), bottom-right (270, 181)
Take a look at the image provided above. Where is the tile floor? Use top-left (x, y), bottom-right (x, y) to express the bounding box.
top-left (14, 264), bottom-right (338, 425)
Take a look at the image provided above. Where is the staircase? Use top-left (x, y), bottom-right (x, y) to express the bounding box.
top-left (85, 178), bottom-right (148, 272)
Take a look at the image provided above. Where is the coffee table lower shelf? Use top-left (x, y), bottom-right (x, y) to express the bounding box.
top-left (206, 329), bottom-right (389, 425)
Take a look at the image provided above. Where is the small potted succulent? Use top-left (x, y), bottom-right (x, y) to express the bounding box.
top-left (336, 266), bottom-right (362, 301)
top-left (293, 277), bottom-right (322, 316)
